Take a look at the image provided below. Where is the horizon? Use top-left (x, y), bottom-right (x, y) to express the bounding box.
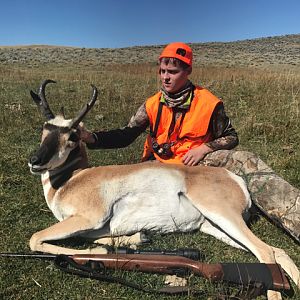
top-left (1, 33), bottom-right (299, 50)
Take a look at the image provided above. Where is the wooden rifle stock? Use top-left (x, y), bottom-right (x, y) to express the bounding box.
top-left (68, 253), bottom-right (290, 291)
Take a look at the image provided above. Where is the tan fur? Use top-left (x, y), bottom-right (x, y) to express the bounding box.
top-left (28, 119), bottom-right (299, 300)
top-left (185, 166), bottom-right (247, 212)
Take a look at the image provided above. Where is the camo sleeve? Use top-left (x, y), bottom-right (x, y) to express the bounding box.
top-left (205, 103), bottom-right (239, 150)
top-left (127, 102), bottom-right (149, 128)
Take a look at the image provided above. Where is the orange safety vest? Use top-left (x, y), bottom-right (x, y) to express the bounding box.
top-left (142, 86), bottom-right (221, 164)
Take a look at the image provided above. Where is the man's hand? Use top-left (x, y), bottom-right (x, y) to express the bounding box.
top-left (182, 144), bottom-right (213, 166)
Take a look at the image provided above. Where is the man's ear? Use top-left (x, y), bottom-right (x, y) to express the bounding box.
top-left (187, 66), bottom-right (192, 75)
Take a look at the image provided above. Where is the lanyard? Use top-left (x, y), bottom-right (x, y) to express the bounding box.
top-left (150, 101), bottom-right (186, 143)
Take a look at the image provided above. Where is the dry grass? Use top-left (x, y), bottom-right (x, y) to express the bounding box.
top-left (0, 61), bottom-right (299, 299)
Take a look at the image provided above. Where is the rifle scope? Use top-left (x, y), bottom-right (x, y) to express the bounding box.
top-left (112, 247), bottom-right (204, 261)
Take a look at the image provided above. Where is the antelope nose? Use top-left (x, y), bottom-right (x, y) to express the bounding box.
top-left (30, 155), bottom-right (40, 165)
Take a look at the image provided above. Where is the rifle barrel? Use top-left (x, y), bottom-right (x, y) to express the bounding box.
top-left (0, 247), bottom-right (202, 261)
top-left (0, 253), bottom-right (56, 260)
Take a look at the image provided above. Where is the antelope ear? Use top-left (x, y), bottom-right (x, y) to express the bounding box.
top-left (30, 90), bottom-right (41, 105)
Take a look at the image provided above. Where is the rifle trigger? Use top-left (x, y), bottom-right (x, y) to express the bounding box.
top-left (84, 260), bottom-right (106, 274)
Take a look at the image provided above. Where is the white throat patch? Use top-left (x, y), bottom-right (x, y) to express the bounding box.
top-left (48, 116), bottom-right (73, 128)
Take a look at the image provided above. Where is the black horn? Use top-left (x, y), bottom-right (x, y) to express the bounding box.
top-left (30, 79), bottom-right (56, 120)
top-left (70, 84), bottom-right (98, 129)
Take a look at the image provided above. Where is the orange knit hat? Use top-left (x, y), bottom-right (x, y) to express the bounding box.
top-left (159, 42), bottom-right (193, 66)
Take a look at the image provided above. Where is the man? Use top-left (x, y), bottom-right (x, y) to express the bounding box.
top-left (81, 42), bottom-right (238, 165)
top-left (81, 42), bottom-right (299, 243)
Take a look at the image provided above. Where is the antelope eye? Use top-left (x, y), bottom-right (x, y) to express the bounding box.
top-left (69, 132), bottom-right (79, 142)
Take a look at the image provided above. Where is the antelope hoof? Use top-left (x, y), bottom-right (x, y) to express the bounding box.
top-left (29, 233), bottom-right (40, 252)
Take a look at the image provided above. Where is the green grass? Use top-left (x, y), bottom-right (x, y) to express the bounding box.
top-left (0, 64), bottom-right (299, 299)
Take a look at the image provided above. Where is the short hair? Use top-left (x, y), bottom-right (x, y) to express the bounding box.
top-left (159, 57), bottom-right (190, 70)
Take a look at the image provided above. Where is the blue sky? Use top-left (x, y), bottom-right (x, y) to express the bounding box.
top-left (0, 0), bottom-right (299, 48)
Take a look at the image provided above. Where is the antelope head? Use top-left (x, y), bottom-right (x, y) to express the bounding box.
top-left (28, 80), bottom-right (98, 175)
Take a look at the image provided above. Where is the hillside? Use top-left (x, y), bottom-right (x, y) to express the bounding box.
top-left (0, 34), bottom-right (299, 68)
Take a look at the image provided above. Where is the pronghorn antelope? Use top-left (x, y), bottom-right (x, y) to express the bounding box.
top-left (28, 80), bottom-right (299, 299)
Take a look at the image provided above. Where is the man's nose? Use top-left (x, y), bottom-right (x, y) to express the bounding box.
top-left (163, 72), bottom-right (170, 81)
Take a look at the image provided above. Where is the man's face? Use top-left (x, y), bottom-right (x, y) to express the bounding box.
top-left (159, 60), bottom-right (191, 94)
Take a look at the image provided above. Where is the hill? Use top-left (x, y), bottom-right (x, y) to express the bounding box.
top-left (0, 34), bottom-right (299, 68)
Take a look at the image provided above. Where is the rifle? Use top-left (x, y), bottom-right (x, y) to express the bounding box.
top-left (0, 247), bottom-right (290, 295)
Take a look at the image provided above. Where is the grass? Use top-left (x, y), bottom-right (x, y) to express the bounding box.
top-left (0, 63), bottom-right (299, 300)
